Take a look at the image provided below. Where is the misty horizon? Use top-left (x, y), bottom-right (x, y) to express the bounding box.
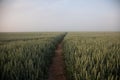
top-left (0, 0), bottom-right (120, 32)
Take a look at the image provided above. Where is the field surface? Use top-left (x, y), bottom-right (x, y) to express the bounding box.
top-left (63, 32), bottom-right (120, 80)
top-left (0, 32), bottom-right (66, 80)
top-left (0, 32), bottom-right (120, 80)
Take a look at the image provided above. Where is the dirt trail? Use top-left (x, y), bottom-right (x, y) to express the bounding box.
top-left (48, 42), bottom-right (66, 80)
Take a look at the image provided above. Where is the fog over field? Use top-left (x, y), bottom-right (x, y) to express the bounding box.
top-left (0, 0), bottom-right (120, 32)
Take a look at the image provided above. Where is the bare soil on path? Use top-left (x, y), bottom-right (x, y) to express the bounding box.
top-left (48, 42), bottom-right (67, 80)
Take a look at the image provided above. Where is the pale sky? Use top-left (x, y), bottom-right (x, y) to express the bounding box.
top-left (0, 0), bottom-right (120, 32)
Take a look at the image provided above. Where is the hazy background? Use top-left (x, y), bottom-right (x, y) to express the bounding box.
top-left (0, 0), bottom-right (120, 32)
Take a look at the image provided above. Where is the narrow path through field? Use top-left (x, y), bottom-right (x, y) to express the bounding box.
top-left (48, 41), bottom-right (67, 80)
